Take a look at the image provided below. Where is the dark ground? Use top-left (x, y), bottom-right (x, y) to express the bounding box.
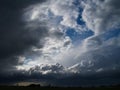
top-left (0, 84), bottom-right (120, 90)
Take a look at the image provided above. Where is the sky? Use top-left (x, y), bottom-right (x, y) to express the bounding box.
top-left (0, 0), bottom-right (120, 87)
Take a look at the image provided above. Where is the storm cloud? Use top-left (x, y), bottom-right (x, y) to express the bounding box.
top-left (0, 0), bottom-right (120, 87)
top-left (0, 0), bottom-right (48, 73)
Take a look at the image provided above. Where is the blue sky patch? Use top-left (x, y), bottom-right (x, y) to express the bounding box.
top-left (66, 28), bottom-right (94, 44)
top-left (103, 29), bottom-right (120, 41)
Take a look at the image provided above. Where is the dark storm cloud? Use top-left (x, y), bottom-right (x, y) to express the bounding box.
top-left (1, 66), bottom-right (120, 87)
top-left (0, 0), bottom-right (48, 73)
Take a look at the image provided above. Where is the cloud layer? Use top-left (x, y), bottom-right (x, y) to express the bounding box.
top-left (0, 0), bottom-right (120, 87)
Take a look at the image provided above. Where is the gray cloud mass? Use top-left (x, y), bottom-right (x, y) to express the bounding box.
top-left (0, 0), bottom-right (48, 74)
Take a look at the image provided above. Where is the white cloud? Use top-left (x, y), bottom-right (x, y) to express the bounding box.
top-left (24, 0), bottom-right (85, 32)
top-left (81, 0), bottom-right (120, 63)
top-left (28, 63), bottom-right (66, 75)
top-left (20, 0), bottom-right (82, 68)
top-left (82, 0), bottom-right (120, 35)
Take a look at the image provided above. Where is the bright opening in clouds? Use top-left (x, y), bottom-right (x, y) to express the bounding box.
top-left (0, 0), bottom-right (120, 87)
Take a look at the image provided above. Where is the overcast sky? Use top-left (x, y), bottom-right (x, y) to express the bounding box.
top-left (0, 0), bottom-right (120, 87)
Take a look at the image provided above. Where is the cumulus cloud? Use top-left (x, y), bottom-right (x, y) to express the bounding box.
top-left (82, 0), bottom-right (120, 35)
top-left (80, 0), bottom-right (120, 53)
top-left (70, 0), bottom-right (120, 75)
top-left (19, 0), bottom-right (79, 68)
top-left (27, 63), bottom-right (65, 75)
top-left (24, 0), bottom-right (86, 32)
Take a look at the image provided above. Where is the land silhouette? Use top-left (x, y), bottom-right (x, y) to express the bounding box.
top-left (1, 83), bottom-right (120, 89)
